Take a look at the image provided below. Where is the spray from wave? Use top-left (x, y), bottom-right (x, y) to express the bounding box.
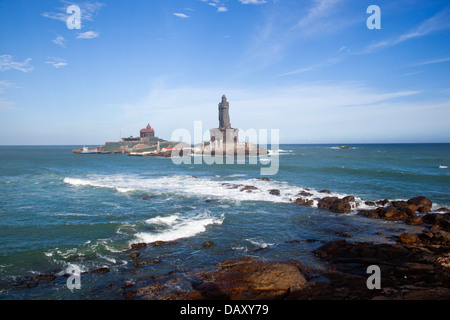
top-left (134, 212), bottom-right (224, 243)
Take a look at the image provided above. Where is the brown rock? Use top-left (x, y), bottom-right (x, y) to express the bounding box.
top-left (317, 197), bottom-right (352, 213)
top-left (295, 198), bottom-right (314, 207)
top-left (130, 242), bottom-right (147, 250)
top-left (319, 189), bottom-right (331, 194)
top-left (150, 240), bottom-right (178, 246)
top-left (391, 200), bottom-right (408, 208)
top-left (298, 191), bottom-right (313, 197)
top-left (133, 259), bottom-right (162, 268)
top-left (342, 195), bottom-right (355, 202)
top-left (407, 196), bottom-right (432, 213)
top-left (418, 230), bottom-right (450, 246)
top-left (422, 212), bottom-right (450, 231)
top-left (435, 253), bottom-right (450, 286)
top-left (34, 274), bottom-right (56, 282)
top-left (380, 206), bottom-right (398, 217)
top-left (418, 206), bottom-right (432, 213)
top-left (269, 189), bottom-right (280, 196)
top-left (406, 216), bottom-right (423, 225)
top-left (375, 199), bottom-right (389, 206)
top-left (401, 206), bottom-right (417, 217)
top-left (397, 233), bottom-right (419, 244)
top-left (240, 185), bottom-right (258, 192)
top-left (129, 252), bottom-right (140, 260)
top-left (359, 209), bottom-right (381, 219)
top-left (201, 241), bottom-right (215, 248)
top-left (90, 267), bottom-right (110, 274)
top-left (407, 196), bottom-right (432, 207)
top-left (195, 257), bottom-right (307, 299)
top-left (134, 283), bottom-right (168, 300)
top-left (313, 239), bottom-right (450, 299)
top-left (380, 206), bottom-right (408, 221)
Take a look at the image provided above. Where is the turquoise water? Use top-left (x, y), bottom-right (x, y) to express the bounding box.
top-left (0, 144), bottom-right (449, 299)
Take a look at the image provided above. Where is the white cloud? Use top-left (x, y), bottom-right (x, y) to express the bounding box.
top-left (239, 0), bottom-right (267, 4)
top-left (280, 46), bottom-right (349, 76)
top-left (76, 31), bottom-right (99, 39)
top-left (41, 11), bottom-right (68, 22)
top-left (173, 13), bottom-right (189, 19)
top-left (295, 0), bottom-right (352, 37)
top-left (45, 57), bottom-right (68, 68)
top-left (52, 35), bottom-right (67, 47)
top-left (201, 0), bottom-right (228, 12)
top-left (0, 55), bottom-right (34, 73)
top-left (411, 56), bottom-right (450, 67)
top-left (41, 1), bottom-right (105, 24)
top-left (364, 8), bottom-right (450, 52)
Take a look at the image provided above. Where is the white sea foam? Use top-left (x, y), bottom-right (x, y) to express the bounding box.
top-left (268, 149), bottom-right (293, 155)
top-left (145, 214), bottom-right (180, 225)
top-left (99, 255), bottom-right (116, 264)
top-left (246, 238), bottom-right (274, 248)
top-left (134, 213), bottom-right (224, 243)
top-left (66, 173), bottom-right (437, 214)
top-left (62, 173), bottom-right (366, 208)
top-left (439, 165), bottom-right (448, 169)
top-left (63, 177), bottom-right (133, 193)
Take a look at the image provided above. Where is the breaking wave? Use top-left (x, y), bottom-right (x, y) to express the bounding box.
top-left (134, 212), bottom-right (223, 243)
top-left (63, 173), bottom-right (449, 216)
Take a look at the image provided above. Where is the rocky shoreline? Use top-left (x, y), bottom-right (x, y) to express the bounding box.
top-left (120, 192), bottom-right (450, 300)
top-left (120, 196), bottom-right (450, 300)
top-left (4, 191), bottom-right (450, 300)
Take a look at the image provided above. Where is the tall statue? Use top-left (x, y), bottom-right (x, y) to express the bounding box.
top-left (218, 95), bottom-right (231, 129)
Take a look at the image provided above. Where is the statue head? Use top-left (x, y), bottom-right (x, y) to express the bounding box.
top-left (221, 95), bottom-right (227, 102)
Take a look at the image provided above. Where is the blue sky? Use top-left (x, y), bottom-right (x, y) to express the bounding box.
top-left (0, 0), bottom-right (449, 145)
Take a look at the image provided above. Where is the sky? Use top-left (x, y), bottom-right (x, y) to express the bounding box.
top-left (0, 0), bottom-right (449, 145)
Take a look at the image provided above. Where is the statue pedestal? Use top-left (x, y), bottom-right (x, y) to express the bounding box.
top-left (209, 128), bottom-right (239, 144)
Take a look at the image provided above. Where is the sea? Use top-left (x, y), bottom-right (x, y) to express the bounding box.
top-left (0, 144), bottom-right (449, 299)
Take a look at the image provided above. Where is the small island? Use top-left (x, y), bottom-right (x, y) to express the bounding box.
top-left (73, 95), bottom-right (267, 157)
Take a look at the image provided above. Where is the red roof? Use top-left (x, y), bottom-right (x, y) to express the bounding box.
top-left (140, 123), bottom-right (154, 133)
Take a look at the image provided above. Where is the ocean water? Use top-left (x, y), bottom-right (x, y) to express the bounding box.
top-left (0, 144), bottom-right (449, 299)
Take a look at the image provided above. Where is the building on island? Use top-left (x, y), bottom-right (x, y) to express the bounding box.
top-left (140, 123), bottom-right (155, 139)
top-left (121, 123), bottom-right (155, 142)
top-left (81, 122), bottom-right (178, 155)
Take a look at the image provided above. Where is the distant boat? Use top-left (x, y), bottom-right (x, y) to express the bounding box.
top-left (339, 145), bottom-right (352, 149)
top-left (80, 146), bottom-right (99, 154)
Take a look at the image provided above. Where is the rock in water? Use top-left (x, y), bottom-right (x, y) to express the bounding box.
top-left (317, 196), bottom-right (352, 213)
top-left (295, 198), bottom-right (314, 207)
top-left (90, 267), bottom-right (110, 274)
top-left (201, 241), bottom-right (215, 248)
top-left (269, 189), bottom-right (280, 196)
top-left (397, 233), bottom-right (419, 244)
top-left (407, 196), bottom-right (432, 213)
top-left (191, 257), bottom-right (307, 299)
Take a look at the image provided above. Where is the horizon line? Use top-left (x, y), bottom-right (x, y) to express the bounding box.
top-left (1, 142), bottom-right (449, 147)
